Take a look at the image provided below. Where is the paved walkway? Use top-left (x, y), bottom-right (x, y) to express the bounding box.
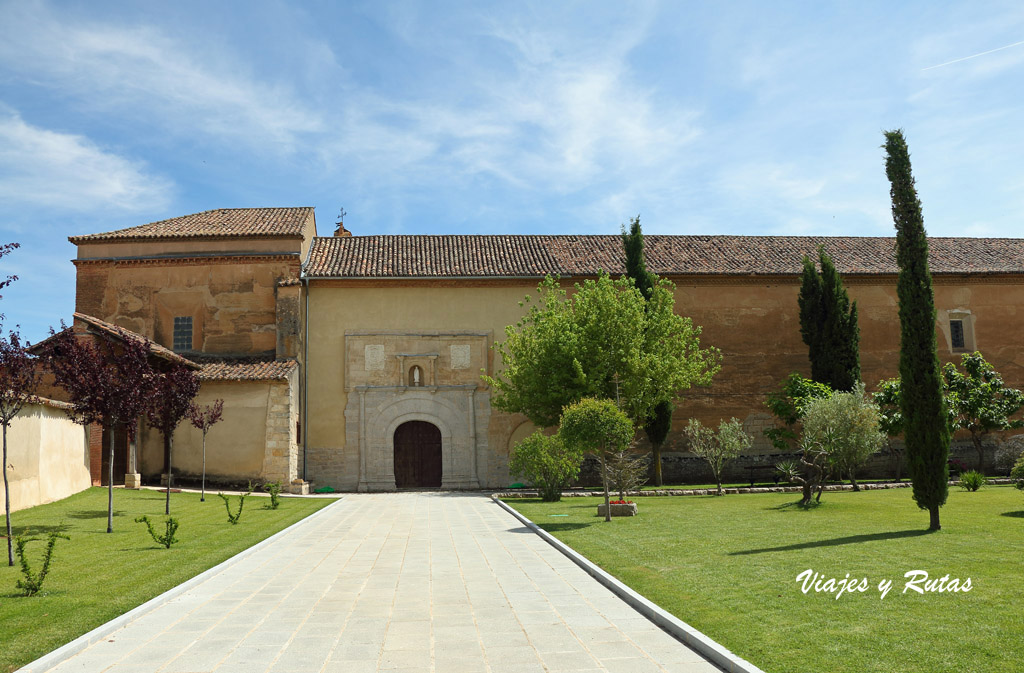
top-left (36, 493), bottom-right (720, 673)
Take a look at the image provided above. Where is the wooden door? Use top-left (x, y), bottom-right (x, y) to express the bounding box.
top-left (394, 421), bottom-right (442, 488)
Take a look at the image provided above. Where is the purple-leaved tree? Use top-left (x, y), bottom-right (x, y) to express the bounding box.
top-left (0, 328), bottom-right (41, 565)
top-left (187, 399), bottom-right (224, 502)
top-left (147, 365), bottom-right (201, 515)
top-left (44, 327), bottom-right (154, 533)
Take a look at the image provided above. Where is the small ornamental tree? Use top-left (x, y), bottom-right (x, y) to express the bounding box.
top-left (885, 128), bottom-right (950, 531)
top-left (764, 373), bottom-right (833, 451)
top-left (559, 398), bottom-right (634, 522)
top-left (685, 418), bottom-right (751, 495)
top-left (942, 352), bottom-right (1024, 473)
top-left (147, 365), bottom-right (201, 515)
top-left (818, 384), bottom-right (886, 490)
top-left (44, 327), bottom-right (155, 533)
top-left (187, 399), bottom-right (224, 502)
top-left (798, 246), bottom-right (861, 391)
top-left (508, 431), bottom-right (583, 502)
top-left (0, 328), bottom-right (41, 565)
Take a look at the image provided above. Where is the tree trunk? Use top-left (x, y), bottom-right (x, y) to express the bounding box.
top-left (652, 444), bottom-right (663, 487)
top-left (201, 432), bottom-right (207, 502)
top-left (929, 505), bottom-right (941, 531)
top-left (972, 432), bottom-right (985, 474)
top-left (601, 454), bottom-right (611, 522)
top-left (716, 477), bottom-right (723, 496)
top-left (107, 426), bottom-right (115, 533)
top-left (850, 470), bottom-right (860, 491)
top-left (165, 434), bottom-right (173, 515)
top-left (800, 481), bottom-right (812, 505)
top-left (4, 426), bottom-right (13, 566)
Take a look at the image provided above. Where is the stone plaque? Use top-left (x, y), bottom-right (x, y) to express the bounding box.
top-left (364, 344), bottom-right (385, 371)
top-left (450, 344), bottom-right (471, 370)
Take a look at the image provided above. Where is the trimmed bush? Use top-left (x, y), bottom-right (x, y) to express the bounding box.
top-left (509, 432), bottom-right (582, 502)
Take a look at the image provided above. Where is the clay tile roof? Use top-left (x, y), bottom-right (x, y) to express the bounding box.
top-left (304, 235), bottom-right (1024, 278)
top-left (69, 207), bottom-right (314, 243)
top-left (196, 358), bottom-right (298, 382)
top-left (68, 313), bottom-right (200, 368)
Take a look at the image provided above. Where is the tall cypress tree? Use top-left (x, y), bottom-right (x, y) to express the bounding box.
top-left (798, 246), bottom-right (860, 391)
top-left (884, 129), bottom-right (949, 531)
top-left (622, 216), bottom-right (670, 485)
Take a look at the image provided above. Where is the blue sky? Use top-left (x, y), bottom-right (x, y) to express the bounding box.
top-left (1, 1), bottom-right (1022, 342)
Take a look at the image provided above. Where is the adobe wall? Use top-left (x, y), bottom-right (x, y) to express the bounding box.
top-left (138, 380), bottom-right (278, 484)
top-left (1, 402), bottom-right (90, 514)
top-left (306, 275), bottom-right (1024, 489)
top-left (74, 257), bottom-right (301, 356)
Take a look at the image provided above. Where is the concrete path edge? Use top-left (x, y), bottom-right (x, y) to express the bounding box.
top-left (492, 495), bottom-right (767, 673)
top-left (18, 497), bottom-right (345, 673)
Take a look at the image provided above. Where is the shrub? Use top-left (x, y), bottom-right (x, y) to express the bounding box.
top-left (1011, 453), bottom-right (1024, 491)
top-left (218, 486), bottom-right (251, 525)
top-left (135, 515), bottom-right (180, 548)
top-left (958, 470), bottom-right (986, 492)
top-left (263, 481), bottom-right (282, 509)
top-left (509, 432), bottom-right (582, 502)
top-left (994, 441), bottom-right (1024, 476)
top-left (806, 385), bottom-right (885, 491)
top-left (15, 531), bottom-right (69, 596)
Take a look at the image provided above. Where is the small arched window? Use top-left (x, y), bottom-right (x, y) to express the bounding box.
top-left (409, 365), bottom-right (424, 387)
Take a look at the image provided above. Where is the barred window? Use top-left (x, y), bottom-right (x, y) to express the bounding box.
top-left (173, 316), bottom-right (193, 352)
top-left (950, 319), bottom-right (965, 350)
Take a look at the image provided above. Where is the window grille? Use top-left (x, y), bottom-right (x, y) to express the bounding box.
top-left (173, 316), bottom-right (193, 352)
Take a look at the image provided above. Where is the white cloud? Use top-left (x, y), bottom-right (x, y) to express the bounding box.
top-left (0, 1), bottom-right (322, 153)
top-left (0, 110), bottom-right (172, 211)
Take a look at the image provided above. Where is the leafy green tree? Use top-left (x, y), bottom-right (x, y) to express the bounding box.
top-left (798, 246), bottom-right (860, 391)
top-left (508, 431), bottom-right (583, 502)
top-left (764, 373), bottom-right (833, 451)
top-left (874, 378), bottom-right (906, 480)
top-left (559, 398), bottom-right (634, 522)
top-left (485, 273), bottom-right (720, 428)
top-left (622, 216), bottom-right (674, 485)
top-left (684, 418), bottom-right (751, 495)
top-left (942, 352), bottom-right (1024, 473)
top-left (885, 128), bottom-right (949, 531)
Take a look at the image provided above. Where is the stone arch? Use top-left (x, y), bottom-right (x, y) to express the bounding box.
top-left (358, 391), bottom-right (480, 490)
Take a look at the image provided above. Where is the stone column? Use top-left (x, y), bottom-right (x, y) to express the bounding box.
top-left (124, 418), bottom-right (142, 489)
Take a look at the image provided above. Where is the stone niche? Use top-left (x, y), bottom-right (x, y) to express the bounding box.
top-left (342, 332), bottom-right (491, 491)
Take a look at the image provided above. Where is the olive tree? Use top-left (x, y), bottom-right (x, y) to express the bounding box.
top-left (684, 418), bottom-right (751, 495)
top-left (559, 398), bottom-right (634, 521)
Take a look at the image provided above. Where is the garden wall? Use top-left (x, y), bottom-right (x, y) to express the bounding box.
top-left (0, 399), bottom-right (90, 513)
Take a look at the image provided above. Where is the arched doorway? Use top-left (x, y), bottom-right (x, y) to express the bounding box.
top-left (393, 421), bottom-right (442, 488)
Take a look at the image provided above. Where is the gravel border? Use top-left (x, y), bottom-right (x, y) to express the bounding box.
top-left (18, 497), bottom-right (344, 673)
top-left (493, 495), bottom-right (767, 673)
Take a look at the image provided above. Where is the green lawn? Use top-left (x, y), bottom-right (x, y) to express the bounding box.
top-left (0, 487), bottom-right (335, 672)
top-left (508, 487), bottom-right (1024, 673)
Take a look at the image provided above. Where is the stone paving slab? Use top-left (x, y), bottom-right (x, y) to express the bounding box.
top-left (26, 493), bottom-right (722, 673)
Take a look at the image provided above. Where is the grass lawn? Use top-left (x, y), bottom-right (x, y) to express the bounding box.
top-left (508, 486), bottom-right (1024, 673)
top-left (0, 487), bottom-right (335, 673)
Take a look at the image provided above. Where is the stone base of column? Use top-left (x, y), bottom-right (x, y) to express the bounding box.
top-left (124, 473), bottom-right (142, 489)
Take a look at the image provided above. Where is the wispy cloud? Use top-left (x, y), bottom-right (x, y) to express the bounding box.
top-left (0, 1), bottom-right (323, 153)
top-left (0, 109), bottom-right (172, 212)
